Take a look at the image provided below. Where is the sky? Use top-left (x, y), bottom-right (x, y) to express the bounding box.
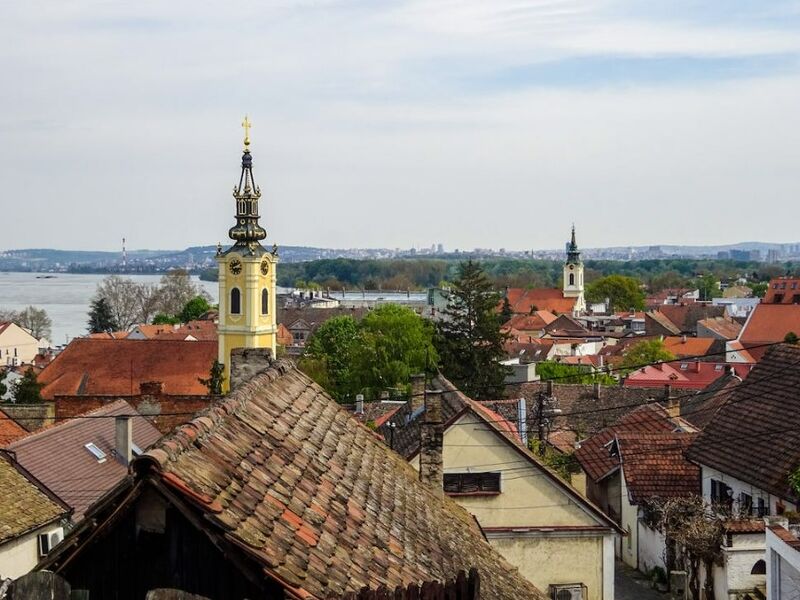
top-left (1, 0), bottom-right (799, 252)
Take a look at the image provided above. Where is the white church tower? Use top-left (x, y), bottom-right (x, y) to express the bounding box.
top-left (563, 225), bottom-right (586, 314)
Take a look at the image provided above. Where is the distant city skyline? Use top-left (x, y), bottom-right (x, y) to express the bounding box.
top-left (2, 1), bottom-right (799, 251)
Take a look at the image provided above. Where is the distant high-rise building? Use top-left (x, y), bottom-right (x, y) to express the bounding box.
top-left (436, 243), bottom-right (444, 254)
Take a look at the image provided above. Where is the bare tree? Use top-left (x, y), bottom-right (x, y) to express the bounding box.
top-left (133, 283), bottom-right (161, 325)
top-left (16, 306), bottom-right (52, 341)
top-left (660, 496), bottom-right (725, 600)
top-left (0, 309), bottom-right (20, 324)
top-left (93, 276), bottom-right (144, 330)
top-left (154, 269), bottom-right (208, 318)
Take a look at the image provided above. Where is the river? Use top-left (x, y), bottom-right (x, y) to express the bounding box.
top-left (0, 272), bottom-right (218, 346)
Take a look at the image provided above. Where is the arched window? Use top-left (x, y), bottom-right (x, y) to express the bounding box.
top-left (230, 288), bottom-right (241, 314)
top-left (261, 288), bottom-right (269, 315)
top-left (569, 273), bottom-right (575, 286)
top-left (751, 560), bottom-right (766, 575)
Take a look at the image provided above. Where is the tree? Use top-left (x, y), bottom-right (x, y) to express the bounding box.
top-left (132, 283), bottom-right (161, 325)
top-left (695, 274), bottom-right (721, 301)
top-left (659, 496), bottom-right (725, 600)
top-left (785, 331), bottom-right (799, 345)
top-left (14, 306), bottom-right (52, 340)
top-left (351, 304), bottom-right (437, 398)
top-left (13, 368), bottom-right (44, 403)
top-left (0, 377), bottom-right (6, 399)
top-left (500, 296), bottom-right (513, 321)
top-left (87, 297), bottom-right (119, 333)
top-left (154, 269), bottom-right (208, 318)
top-left (300, 316), bottom-right (361, 402)
top-left (152, 313), bottom-right (180, 325)
top-left (585, 275), bottom-right (645, 312)
top-left (198, 360), bottom-right (225, 395)
top-left (790, 468), bottom-right (800, 496)
top-left (748, 282), bottom-right (768, 298)
top-left (435, 261), bottom-right (509, 399)
top-left (180, 296), bottom-right (212, 323)
top-left (621, 339), bottom-right (675, 370)
top-left (93, 275), bottom-right (144, 329)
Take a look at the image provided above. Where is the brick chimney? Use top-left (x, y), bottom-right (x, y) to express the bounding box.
top-left (410, 373), bottom-right (426, 411)
top-left (230, 348), bottom-right (272, 390)
top-left (419, 390), bottom-right (444, 495)
top-left (115, 415), bottom-right (132, 467)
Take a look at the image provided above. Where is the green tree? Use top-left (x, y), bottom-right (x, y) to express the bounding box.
top-left (152, 313), bottom-right (180, 325)
top-left (198, 360), bottom-right (225, 395)
top-left (695, 274), bottom-right (721, 301)
top-left (500, 296), bottom-right (513, 321)
top-left (585, 275), bottom-right (645, 312)
top-left (790, 468), bottom-right (800, 496)
top-left (14, 368), bottom-right (44, 403)
top-left (621, 339), bottom-right (675, 370)
top-left (180, 296), bottom-right (212, 323)
top-left (300, 316), bottom-right (361, 402)
top-left (87, 297), bottom-right (120, 333)
top-left (435, 261), bottom-right (509, 399)
top-left (785, 332), bottom-right (799, 345)
top-left (748, 282), bottom-right (768, 298)
top-left (352, 304), bottom-right (437, 397)
top-left (0, 377), bottom-right (7, 399)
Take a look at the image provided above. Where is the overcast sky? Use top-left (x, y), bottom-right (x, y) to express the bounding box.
top-left (1, 0), bottom-right (799, 252)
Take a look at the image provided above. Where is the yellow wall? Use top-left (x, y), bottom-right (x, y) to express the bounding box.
top-left (413, 412), bottom-right (614, 598)
top-left (490, 534), bottom-right (603, 599)
top-left (0, 322), bottom-right (40, 366)
top-left (216, 250), bottom-right (277, 391)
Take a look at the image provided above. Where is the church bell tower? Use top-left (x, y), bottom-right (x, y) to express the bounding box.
top-left (563, 225), bottom-right (586, 314)
top-left (216, 117), bottom-right (278, 391)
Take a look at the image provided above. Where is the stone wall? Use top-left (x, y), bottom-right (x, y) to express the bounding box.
top-left (229, 348), bottom-right (272, 390)
top-left (1, 402), bottom-right (55, 432)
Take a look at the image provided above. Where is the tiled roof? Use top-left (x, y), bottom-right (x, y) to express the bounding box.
top-left (769, 525), bottom-right (800, 550)
top-left (686, 344), bottom-right (800, 502)
top-left (657, 304), bottom-right (726, 333)
top-left (0, 322), bottom-right (11, 336)
top-left (574, 404), bottom-right (676, 482)
top-left (725, 520), bottom-right (765, 534)
top-left (129, 324), bottom-right (178, 339)
top-left (0, 453), bottom-right (68, 544)
top-left (139, 362), bottom-right (547, 599)
top-left (155, 320), bottom-right (218, 341)
top-left (662, 336), bottom-right (718, 358)
top-left (697, 317), bottom-right (742, 340)
top-left (0, 408), bottom-right (28, 446)
top-left (739, 304), bottom-right (800, 345)
top-left (277, 306), bottom-right (370, 333)
top-left (38, 338), bottom-right (217, 399)
top-left (7, 400), bottom-right (162, 518)
top-left (504, 288), bottom-right (577, 315)
top-left (679, 374), bottom-right (742, 429)
top-left (624, 362), bottom-right (752, 390)
top-left (615, 432), bottom-right (700, 504)
top-left (277, 323), bottom-right (293, 346)
top-left (543, 314), bottom-right (590, 337)
top-left (503, 311), bottom-right (558, 333)
top-left (645, 311), bottom-right (681, 335)
top-left (503, 339), bottom-right (554, 362)
top-left (87, 331), bottom-right (129, 339)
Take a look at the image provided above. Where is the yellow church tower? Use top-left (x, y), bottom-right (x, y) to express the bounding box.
top-left (216, 117), bottom-right (278, 391)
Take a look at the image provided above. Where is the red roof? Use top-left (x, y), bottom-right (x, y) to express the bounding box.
top-left (504, 288), bottom-right (577, 315)
top-left (662, 336), bottom-right (717, 358)
top-left (740, 304), bottom-right (800, 345)
top-left (624, 361), bottom-right (752, 390)
top-left (503, 311), bottom-right (558, 333)
top-left (7, 400), bottom-right (162, 518)
top-left (0, 408), bottom-right (28, 446)
top-left (38, 338), bottom-right (218, 400)
top-left (154, 320), bottom-right (218, 341)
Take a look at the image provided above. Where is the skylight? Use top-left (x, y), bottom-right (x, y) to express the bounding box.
top-left (131, 443), bottom-right (143, 456)
top-left (85, 443), bottom-right (107, 463)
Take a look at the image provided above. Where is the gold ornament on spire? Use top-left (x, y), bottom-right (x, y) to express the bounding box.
top-left (242, 115), bottom-right (252, 151)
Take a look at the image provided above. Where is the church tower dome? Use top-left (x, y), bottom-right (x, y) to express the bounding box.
top-left (562, 225), bottom-right (586, 314)
top-left (215, 117), bottom-right (278, 391)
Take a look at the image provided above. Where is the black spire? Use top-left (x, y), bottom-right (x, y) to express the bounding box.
top-left (566, 224), bottom-right (581, 264)
top-left (226, 117), bottom-right (267, 254)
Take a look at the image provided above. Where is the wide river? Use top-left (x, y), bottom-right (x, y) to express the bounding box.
top-left (0, 272), bottom-right (218, 346)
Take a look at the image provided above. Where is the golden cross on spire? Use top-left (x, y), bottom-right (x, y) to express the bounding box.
top-left (242, 115), bottom-right (252, 150)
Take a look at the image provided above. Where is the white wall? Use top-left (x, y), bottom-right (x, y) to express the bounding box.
top-left (0, 524), bottom-right (62, 580)
top-left (700, 464), bottom-right (798, 517)
top-left (712, 533), bottom-right (766, 600)
top-left (637, 521), bottom-right (667, 575)
top-left (767, 527), bottom-right (800, 600)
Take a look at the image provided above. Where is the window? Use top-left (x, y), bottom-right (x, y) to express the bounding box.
top-left (569, 273), bottom-right (575, 286)
top-left (230, 288), bottom-right (241, 314)
top-left (84, 442), bottom-right (107, 463)
top-left (710, 479), bottom-right (732, 508)
top-left (443, 472), bottom-right (500, 495)
top-left (261, 288), bottom-right (269, 315)
top-left (739, 492), bottom-right (753, 515)
top-left (751, 559), bottom-right (766, 575)
top-left (774, 294), bottom-right (784, 303)
top-left (793, 294), bottom-right (800, 304)
top-left (756, 497), bottom-right (767, 517)
top-left (680, 363), bottom-right (689, 370)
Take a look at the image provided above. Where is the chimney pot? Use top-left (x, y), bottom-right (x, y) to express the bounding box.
top-left (593, 382), bottom-right (601, 399)
top-left (517, 398), bottom-right (528, 446)
top-left (355, 394), bottom-right (364, 416)
top-left (115, 415), bottom-right (132, 467)
top-left (419, 390), bottom-right (444, 495)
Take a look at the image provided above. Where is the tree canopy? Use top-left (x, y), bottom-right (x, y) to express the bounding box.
top-left (87, 297), bottom-right (119, 333)
top-left (435, 261), bottom-right (509, 399)
top-left (180, 296), bottom-right (212, 323)
top-left (13, 368), bottom-right (44, 403)
top-left (585, 275), bottom-right (645, 312)
top-left (621, 339), bottom-right (676, 370)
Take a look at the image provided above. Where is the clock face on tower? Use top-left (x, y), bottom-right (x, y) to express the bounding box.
top-left (260, 259), bottom-right (270, 276)
top-left (229, 258), bottom-right (243, 275)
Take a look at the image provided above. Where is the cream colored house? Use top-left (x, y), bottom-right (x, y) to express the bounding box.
top-left (411, 389), bottom-right (621, 600)
top-left (0, 322), bottom-right (41, 366)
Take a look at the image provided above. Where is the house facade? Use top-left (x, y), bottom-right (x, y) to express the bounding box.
top-left (0, 322), bottom-right (41, 367)
top-left (766, 524), bottom-right (800, 599)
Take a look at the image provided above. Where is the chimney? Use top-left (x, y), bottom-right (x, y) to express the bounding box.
top-left (663, 384), bottom-right (672, 402)
top-left (546, 380), bottom-right (554, 396)
top-left (681, 334), bottom-right (687, 344)
top-left (115, 415), bottom-right (132, 467)
top-left (229, 347), bottom-right (272, 390)
top-left (419, 390), bottom-right (444, 495)
top-left (517, 398), bottom-right (528, 446)
top-left (355, 394), bottom-right (364, 416)
top-left (693, 360), bottom-right (701, 373)
top-left (139, 381), bottom-right (164, 396)
top-left (593, 382), bottom-right (601, 399)
top-left (410, 373), bottom-right (426, 411)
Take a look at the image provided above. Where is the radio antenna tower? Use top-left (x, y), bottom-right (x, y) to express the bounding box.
top-left (122, 237), bottom-right (127, 270)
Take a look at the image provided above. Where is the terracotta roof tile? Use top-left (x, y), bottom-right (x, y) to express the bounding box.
top-left (0, 408), bottom-right (28, 446)
top-left (686, 344), bottom-right (800, 502)
top-left (0, 453), bottom-right (68, 544)
top-left (725, 520), bottom-right (765, 533)
top-left (38, 338), bottom-right (217, 399)
top-left (502, 311), bottom-right (558, 332)
top-left (7, 400), bottom-right (162, 518)
top-left (662, 336), bottom-right (718, 358)
top-left (739, 304), bottom-right (800, 345)
top-left (504, 288), bottom-right (577, 315)
top-left (697, 317), bottom-right (742, 340)
top-left (624, 362), bottom-right (752, 390)
top-left (142, 362), bottom-right (546, 599)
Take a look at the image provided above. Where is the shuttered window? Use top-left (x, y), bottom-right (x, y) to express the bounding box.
top-left (443, 472), bottom-right (501, 495)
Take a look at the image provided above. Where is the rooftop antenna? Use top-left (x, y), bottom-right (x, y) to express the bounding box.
top-left (122, 237), bottom-right (127, 270)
